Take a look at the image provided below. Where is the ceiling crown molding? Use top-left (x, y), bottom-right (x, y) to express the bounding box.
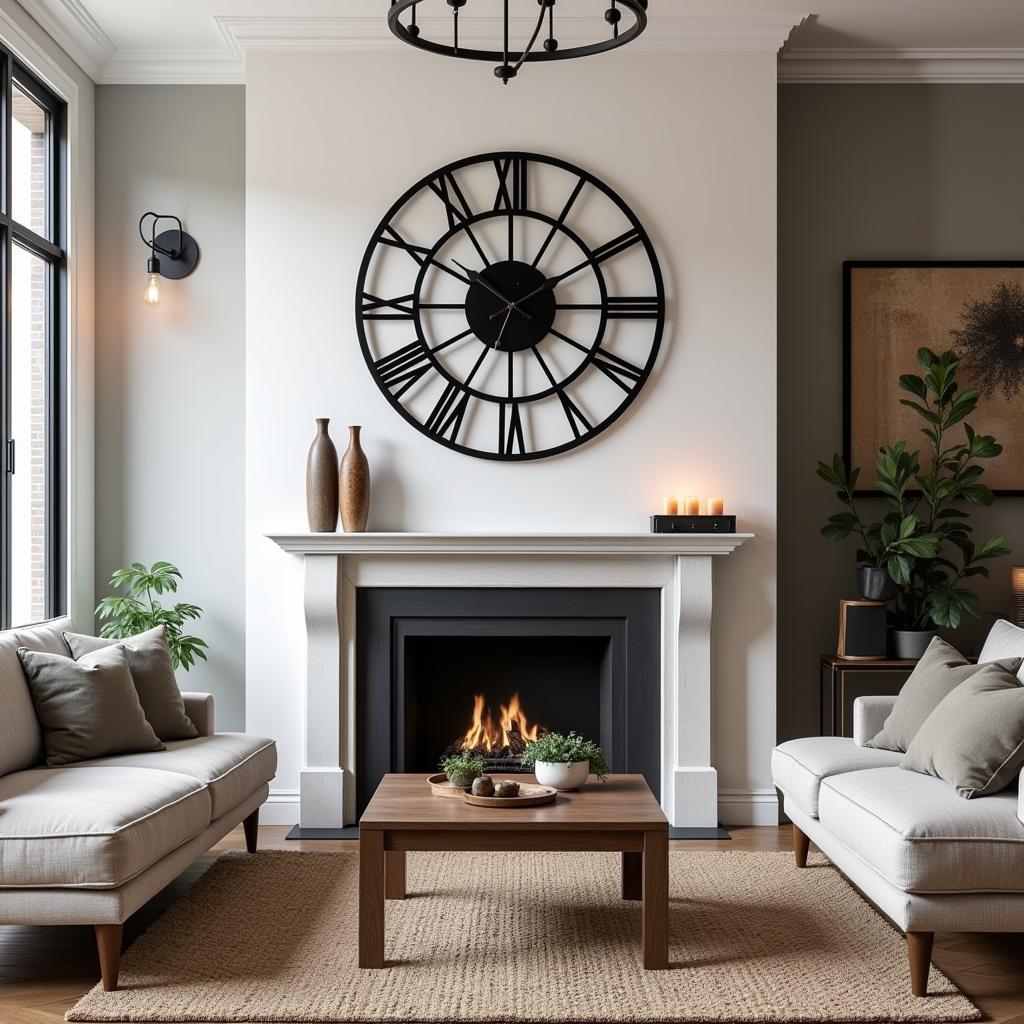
top-left (17, 0), bottom-right (114, 80)
top-left (779, 47), bottom-right (1024, 83)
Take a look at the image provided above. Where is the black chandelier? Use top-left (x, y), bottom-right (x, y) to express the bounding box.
top-left (387, 0), bottom-right (649, 84)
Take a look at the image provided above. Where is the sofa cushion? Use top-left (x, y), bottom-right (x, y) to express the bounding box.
top-left (74, 734), bottom-right (277, 819)
top-left (818, 766), bottom-right (1024, 893)
top-left (63, 626), bottom-right (199, 741)
top-left (18, 645), bottom-right (165, 766)
top-left (979, 619), bottom-right (1024, 681)
top-left (0, 765), bottom-right (211, 888)
top-left (771, 737), bottom-right (903, 818)
top-left (0, 616), bottom-right (73, 777)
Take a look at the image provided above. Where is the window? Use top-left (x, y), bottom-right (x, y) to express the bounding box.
top-left (0, 51), bottom-right (66, 628)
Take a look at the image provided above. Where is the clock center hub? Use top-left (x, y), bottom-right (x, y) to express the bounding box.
top-left (464, 260), bottom-right (556, 352)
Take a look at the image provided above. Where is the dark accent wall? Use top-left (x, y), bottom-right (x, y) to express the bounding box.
top-left (778, 85), bottom-right (1024, 746)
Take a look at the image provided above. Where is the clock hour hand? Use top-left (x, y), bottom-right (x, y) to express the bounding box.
top-left (453, 259), bottom-right (534, 321)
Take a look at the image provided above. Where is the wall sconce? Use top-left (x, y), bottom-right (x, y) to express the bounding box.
top-left (138, 212), bottom-right (200, 307)
top-left (1013, 566), bottom-right (1024, 627)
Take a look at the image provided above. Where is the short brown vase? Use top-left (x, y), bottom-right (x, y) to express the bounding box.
top-left (305, 418), bottom-right (339, 532)
top-left (340, 425), bottom-right (370, 533)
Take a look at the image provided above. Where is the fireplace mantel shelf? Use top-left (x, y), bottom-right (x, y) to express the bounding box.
top-left (267, 531), bottom-right (753, 557)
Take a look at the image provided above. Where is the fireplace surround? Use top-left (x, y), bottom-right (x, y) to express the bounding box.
top-left (268, 532), bottom-right (752, 832)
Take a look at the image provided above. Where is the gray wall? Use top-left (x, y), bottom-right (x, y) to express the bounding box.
top-left (779, 84), bottom-right (1024, 744)
top-left (95, 85), bottom-right (246, 728)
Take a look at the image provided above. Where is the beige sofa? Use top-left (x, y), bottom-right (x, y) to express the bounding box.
top-left (772, 618), bottom-right (1024, 997)
top-left (0, 616), bottom-right (277, 991)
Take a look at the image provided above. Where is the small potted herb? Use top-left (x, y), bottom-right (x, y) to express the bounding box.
top-left (440, 752), bottom-right (485, 788)
top-left (520, 731), bottom-right (608, 791)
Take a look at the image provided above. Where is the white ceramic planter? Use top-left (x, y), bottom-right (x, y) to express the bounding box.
top-left (534, 760), bottom-right (590, 791)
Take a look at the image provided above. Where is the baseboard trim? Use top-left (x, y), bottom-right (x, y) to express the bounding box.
top-left (718, 788), bottom-right (779, 827)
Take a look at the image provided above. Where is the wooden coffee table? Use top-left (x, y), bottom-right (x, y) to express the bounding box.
top-left (358, 773), bottom-right (669, 970)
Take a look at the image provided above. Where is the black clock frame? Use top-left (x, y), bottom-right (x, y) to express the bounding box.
top-left (355, 150), bottom-right (665, 462)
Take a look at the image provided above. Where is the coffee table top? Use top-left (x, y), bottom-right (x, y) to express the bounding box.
top-left (360, 773), bottom-right (667, 831)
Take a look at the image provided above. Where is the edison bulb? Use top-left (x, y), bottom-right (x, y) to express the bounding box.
top-left (143, 273), bottom-right (161, 307)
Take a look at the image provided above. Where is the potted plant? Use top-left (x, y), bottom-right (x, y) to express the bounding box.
top-left (818, 348), bottom-right (1009, 659)
top-left (95, 561), bottom-right (208, 670)
top-left (440, 752), bottom-right (485, 788)
top-left (519, 731), bottom-right (608, 791)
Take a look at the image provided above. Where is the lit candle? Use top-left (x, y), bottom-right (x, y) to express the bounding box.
top-left (684, 496), bottom-right (701, 516)
top-left (662, 496), bottom-right (679, 516)
top-left (708, 496), bottom-right (725, 516)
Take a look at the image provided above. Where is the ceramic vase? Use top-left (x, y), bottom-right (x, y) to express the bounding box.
top-left (305, 418), bottom-right (338, 532)
top-left (340, 425), bottom-right (370, 533)
top-left (891, 630), bottom-right (936, 660)
top-left (857, 566), bottom-right (896, 601)
top-left (534, 760), bottom-right (589, 791)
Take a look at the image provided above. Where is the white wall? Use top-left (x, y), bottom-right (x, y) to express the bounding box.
top-left (95, 86), bottom-right (246, 728)
top-left (246, 49), bottom-right (779, 825)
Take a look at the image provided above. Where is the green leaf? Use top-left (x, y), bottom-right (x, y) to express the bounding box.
top-left (898, 374), bottom-right (927, 399)
top-left (977, 536), bottom-right (1010, 560)
top-left (887, 552), bottom-right (912, 586)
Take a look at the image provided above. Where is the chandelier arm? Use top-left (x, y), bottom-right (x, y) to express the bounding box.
top-left (512, 4), bottom-right (548, 74)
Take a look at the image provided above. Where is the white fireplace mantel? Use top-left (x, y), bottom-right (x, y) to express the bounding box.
top-left (267, 531), bottom-right (752, 830)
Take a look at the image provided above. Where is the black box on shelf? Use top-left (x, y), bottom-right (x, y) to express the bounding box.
top-left (650, 515), bottom-right (737, 534)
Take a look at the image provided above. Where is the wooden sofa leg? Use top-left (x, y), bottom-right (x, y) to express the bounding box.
top-left (95, 923), bottom-right (123, 992)
top-left (907, 931), bottom-right (933, 996)
top-left (792, 823), bottom-right (810, 868)
top-left (243, 807), bottom-right (260, 853)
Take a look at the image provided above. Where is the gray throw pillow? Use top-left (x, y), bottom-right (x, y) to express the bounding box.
top-left (17, 645), bottom-right (165, 766)
top-left (865, 636), bottom-right (1021, 752)
top-left (62, 625), bottom-right (198, 741)
top-left (902, 663), bottom-right (1024, 798)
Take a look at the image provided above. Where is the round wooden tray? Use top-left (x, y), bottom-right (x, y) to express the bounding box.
top-left (427, 773), bottom-right (471, 799)
top-left (462, 783), bottom-right (558, 808)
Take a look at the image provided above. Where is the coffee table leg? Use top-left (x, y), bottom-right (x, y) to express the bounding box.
top-left (359, 828), bottom-right (385, 968)
top-left (621, 851), bottom-right (642, 900)
top-left (642, 829), bottom-right (668, 969)
top-left (385, 850), bottom-right (406, 900)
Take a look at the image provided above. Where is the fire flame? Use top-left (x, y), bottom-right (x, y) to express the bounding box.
top-left (459, 692), bottom-right (541, 753)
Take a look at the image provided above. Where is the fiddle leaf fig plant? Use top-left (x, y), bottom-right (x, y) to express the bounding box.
top-left (95, 561), bottom-right (208, 670)
top-left (818, 348), bottom-right (1009, 631)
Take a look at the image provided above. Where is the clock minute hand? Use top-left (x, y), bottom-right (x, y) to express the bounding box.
top-left (452, 259), bottom-right (533, 322)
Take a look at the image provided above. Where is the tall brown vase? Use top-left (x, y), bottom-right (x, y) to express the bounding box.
top-left (305, 418), bottom-right (339, 532)
top-left (340, 425), bottom-right (370, 533)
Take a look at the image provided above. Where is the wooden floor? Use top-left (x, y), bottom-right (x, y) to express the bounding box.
top-left (2, 825), bottom-right (1022, 1023)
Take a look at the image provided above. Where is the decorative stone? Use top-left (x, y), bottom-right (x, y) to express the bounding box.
top-left (494, 780), bottom-right (520, 798)
top-left (471, 776), bottom-right (495, 797)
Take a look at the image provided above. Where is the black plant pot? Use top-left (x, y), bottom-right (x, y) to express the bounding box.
top-left (858, 566), bottom-right (896, 601)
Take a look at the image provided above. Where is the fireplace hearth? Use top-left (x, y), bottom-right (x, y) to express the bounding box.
top-left (356, 588), bottom-right (660, 816)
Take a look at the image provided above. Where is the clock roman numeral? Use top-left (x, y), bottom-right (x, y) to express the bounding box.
top-left (593, 349), bottom-right (645, 392)
top-left (557, 390), bottom-right (593, 440)
top-left (592, 228), bottom-right (642, 264)
top-left (374, 342), bottom-right (432, 398)
top-left (532, 176), bottom-right (585, 269)
top-left (361, 292), bottom-right (415, 320)
top-left (428, 172), bottom-right (489, 266)
top-left (425, 381), bottom-right (470, 443)
top-left (499, 400), bottom-right (526, 457)
top-left (493, 157), bottom-right (528, 212)
top-left (381, 225), bottom-right (430, 266)
top-left (607, 296), bottom-right (662, 319)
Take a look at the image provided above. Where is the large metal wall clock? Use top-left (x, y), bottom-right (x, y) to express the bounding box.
top-left (355, 151), bottom-right (665, 461)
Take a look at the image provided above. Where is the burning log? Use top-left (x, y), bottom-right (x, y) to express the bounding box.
top-left (443, 692), bottom-right (547, 766)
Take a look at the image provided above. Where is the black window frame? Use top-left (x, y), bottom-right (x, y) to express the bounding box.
top-left (0, 47), bottom-right (67, 629)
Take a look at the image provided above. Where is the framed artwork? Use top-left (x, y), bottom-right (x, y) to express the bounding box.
top-left (844, 260), bottom-right (1024, 496)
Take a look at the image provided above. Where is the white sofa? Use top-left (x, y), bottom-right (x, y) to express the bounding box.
top-left (772, 618), bottom-right (1024, 997)
top-left (0, 617), bottom-right (277, 991)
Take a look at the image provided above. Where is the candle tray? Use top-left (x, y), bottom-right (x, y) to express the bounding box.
top-left (650, 515), bottom-right (737, 534)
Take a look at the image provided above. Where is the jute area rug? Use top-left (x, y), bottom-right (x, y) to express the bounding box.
top-left (67, 850), bottom-right (979, 1023)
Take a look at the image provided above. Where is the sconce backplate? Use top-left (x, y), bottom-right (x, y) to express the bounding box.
top-left (154, 229), bottom-right (200, 279)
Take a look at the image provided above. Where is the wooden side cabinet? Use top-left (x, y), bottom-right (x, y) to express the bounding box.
top-left (820, 656), bottom-right (916, 737)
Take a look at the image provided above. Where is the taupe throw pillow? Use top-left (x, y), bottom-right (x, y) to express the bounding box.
top-left (865, 637), bottom-right (1021, 752)
top-left (902, 663), bottom-right (1024, 798)
top-left (62, 625), bottom-right (198, 741)
top-left (17, 645), bottom-right (164, 766)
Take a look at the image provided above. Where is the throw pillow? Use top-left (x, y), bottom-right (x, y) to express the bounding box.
top-left (62, 625), bottom-right (198, 741)
top-left (17, 645), bottom-right (165, 766)
top-left (902, 662), bottom-right (1024, 798)
top-left (865, 636), bottom-right (1020, 752)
